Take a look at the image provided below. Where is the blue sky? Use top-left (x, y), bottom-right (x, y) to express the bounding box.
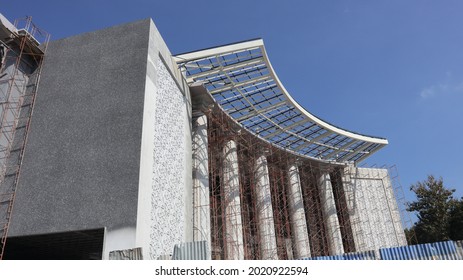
top-left (2, 1), bottom-right (463, 220)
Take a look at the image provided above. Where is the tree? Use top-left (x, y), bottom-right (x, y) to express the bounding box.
top-left (448, 198), bottom-right (463, 240)
top-left (404, 227), bottom-right (418, 245)
top-left (407, 175), bottom-right (456, 243)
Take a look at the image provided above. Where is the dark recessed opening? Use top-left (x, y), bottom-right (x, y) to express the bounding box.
top-left (3, 228), bottom-right (104, 260)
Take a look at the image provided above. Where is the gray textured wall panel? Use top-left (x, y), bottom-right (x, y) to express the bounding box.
top-left (9, 19), bottom-right (151, 236)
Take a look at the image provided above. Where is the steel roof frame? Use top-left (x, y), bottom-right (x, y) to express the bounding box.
top-left (175, 39), bottom-right (388, 163)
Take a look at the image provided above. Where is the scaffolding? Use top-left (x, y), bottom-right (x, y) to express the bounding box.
top-left (340, 164), bottom-right (412, 252)
top-left (197, 104), bottom-right (410, 260)
top-left (204, 107), bottom-right (342, 259)
top-left (0, 16), bottom-right (49, 260)
top-left (388, 165), bottom-right (417, 244)
top-left (175, 35), bottom-right (407, 260)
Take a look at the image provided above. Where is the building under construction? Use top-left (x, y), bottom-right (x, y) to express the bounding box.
top-left (0, 14), bottom-right (409, 260)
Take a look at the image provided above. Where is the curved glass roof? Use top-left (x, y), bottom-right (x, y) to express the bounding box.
top-left (174, 39), bottom-right (388, 163)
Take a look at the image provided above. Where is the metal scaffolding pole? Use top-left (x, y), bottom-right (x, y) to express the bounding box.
top-left (0, 16), bottom-right (49, 260)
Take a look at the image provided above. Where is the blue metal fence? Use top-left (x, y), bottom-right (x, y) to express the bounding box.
top-left (301, 250), bottom-right (377, 260)
top-left (302, 255), bottom-right (344, 260)
top-left (299, 240), bottom-right (463, 260)
top-left (344, 250), bottom-right (377, 260)
top-left (380, 240), bottom-right (463, 260)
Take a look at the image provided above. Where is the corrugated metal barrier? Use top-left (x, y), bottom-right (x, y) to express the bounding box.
top-left (380, 240), bottom-right (463, 260)
top-left (172, 241), bottom-right (208, 260)
top-left (109, 247), bottom-right (143, 260)
top-left (302, 255), bottom-right (344, 260)
top-left (301, 250), bottom-right (377, 260)
top-left (108, 240), bottom-right (463, 260)
top-left (456, 240), bottom-right (463, 257)
top-left (299, 240), bottom-right (463, 260)
top-left (344, 250), bottom-right (377, 260)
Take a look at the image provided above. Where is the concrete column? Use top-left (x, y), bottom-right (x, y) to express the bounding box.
top-left (318, 172), bottom-right (344, 255)
top-left (340, 165), bottom-right (365, 252)
top-left (192, 114), bottom-right (211, 259)
top-left (255, 155), bottom-right (278, 260)
top-left (287, 163), bottom-right (311, 259)
top-left (223, 139), bottom-right (244, 260)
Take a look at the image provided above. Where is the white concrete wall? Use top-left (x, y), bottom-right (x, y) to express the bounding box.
top-left (378, 169), bottom-right (407, 246)
top-left (135, 20), bottom-right (192, 260)
top-left (342, 166), bottom-right (407, 253)
top-left (0, 51), bottom-right (31, 179)
top-left (103, 227), bottom-right (137, 259)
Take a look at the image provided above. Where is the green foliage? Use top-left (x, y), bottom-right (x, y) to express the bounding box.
top-left (404, 227), bottom-right (418, 245)
top-left (407, 175), bottom-right (458, 243)
top-left (449, 199), bottom-right (463, 240)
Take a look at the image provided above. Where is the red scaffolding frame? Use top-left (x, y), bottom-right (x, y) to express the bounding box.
top-left (0, 16), bottom-right (50, 260)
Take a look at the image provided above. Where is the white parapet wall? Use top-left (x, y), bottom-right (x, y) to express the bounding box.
top-left (341, 165), bottom-right (407, 253)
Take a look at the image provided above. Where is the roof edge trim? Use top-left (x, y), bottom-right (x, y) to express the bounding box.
top-left (174, 39), bottom-right (263, 63)
top-left (259, 44), bottom-right (388, 145)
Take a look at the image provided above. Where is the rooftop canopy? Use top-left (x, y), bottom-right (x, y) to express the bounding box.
top-left (174, 39), bottom-right (387, 163)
